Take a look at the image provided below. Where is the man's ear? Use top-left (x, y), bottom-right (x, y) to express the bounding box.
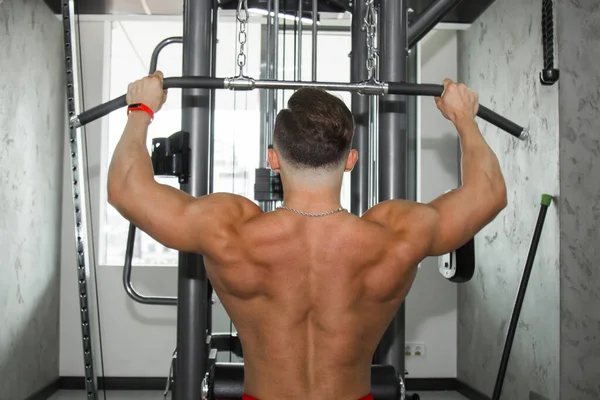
top-left (268, 148), bottom-right (281, 173)
top-left (344, 150), bottom-right (359, 172)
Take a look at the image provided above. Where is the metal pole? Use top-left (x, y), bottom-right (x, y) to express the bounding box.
top-left (350, 0), bottom-right (369, 216)
top-left (406, 46), bottom-right (418, 202)
top-left (207, 0), bottom-right (220, 337)
top-left (375, 0), bottom-right (408, 372)
top-left (266, 0), bottom-right (272, 80)
top-left (62, 0), bottom-right (99, 397)
top-left (408, 0), bottom-right (463, 49)
top-left (273, 0), bottom-right (280, 103)
top-left (261, 0), bottom-right (273, 171)
top-left (298, 0), bottom-right (303, 80)
top-left (263, 0), bottom-right (280, 213)
top-left (177, 0), bottom-right (212, 397)
top-left (311, 0), bottom-right (318, 80)
top-left (492, 195), bottom-right (553, 400)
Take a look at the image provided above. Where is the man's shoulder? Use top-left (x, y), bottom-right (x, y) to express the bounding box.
top-left (359, 200), bottom-right (438, 262)
top-left (361, 199), bottom-right (430, 229)
top-left (196, 193), bottom-right (263, 221)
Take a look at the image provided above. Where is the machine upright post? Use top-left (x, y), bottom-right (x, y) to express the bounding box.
top-left (311, 0), bottom-right (318, 80)
top-left (374, 0), bottom-right (408, 372)
top-left (298, 0), bottom-right (303, 80)
top-left (350, 0), bottom-right (370, 216)
top-left (176, 0), bottom-right (213, 398)
top-left (62, 1), bottom-right (100, 397)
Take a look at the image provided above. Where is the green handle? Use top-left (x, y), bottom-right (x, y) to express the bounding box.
top-left (541, 194), bottom-right (553, 206)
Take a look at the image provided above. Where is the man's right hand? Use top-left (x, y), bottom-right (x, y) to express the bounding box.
top-left (434, 79), bottom-right (479, 125)
top-left (126, 71), bottom-right (168, 113)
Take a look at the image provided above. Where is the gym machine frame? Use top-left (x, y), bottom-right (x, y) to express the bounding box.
top-left (63, 0), bottom-right (530, 399)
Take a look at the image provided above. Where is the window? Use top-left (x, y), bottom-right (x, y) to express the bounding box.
top-left (100, 14), bottom-right (352, 267)
top-left (102, 20), bottom-right (186, 267)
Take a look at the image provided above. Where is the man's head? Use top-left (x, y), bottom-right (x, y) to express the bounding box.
top-left (269, 88), bottom-right (358, 179)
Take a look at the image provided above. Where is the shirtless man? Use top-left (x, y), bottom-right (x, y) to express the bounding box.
top-left (108, 72), bottom-right (507, 400)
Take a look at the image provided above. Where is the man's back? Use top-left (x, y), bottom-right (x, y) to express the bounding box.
top-left (108, 76), bottom-right (506, 400)
top-left (204, 209), bottom-right (420, 400)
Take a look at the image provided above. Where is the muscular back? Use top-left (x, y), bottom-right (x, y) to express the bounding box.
top-left (109, 74), bottom-right (505, 400)
top-left (204, 208), bottom-right (423, 400)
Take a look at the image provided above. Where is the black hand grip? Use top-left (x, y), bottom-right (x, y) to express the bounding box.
top-left (388, 82), bottom-right (445, 97)
top-left (75, 77), bottom-right (226, 127)
top-left (387, 82), bottom-right (527, 139)
top-left (477, 105), bottom-right (525, 139)
top-left (74, 94), bottom-right (127, 127)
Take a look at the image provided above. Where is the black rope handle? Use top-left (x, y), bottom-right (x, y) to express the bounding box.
top-left (540, 0), bottom-right (559, 85)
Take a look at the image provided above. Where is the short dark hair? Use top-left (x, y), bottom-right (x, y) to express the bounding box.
top-left (273, 88), bottom-right (354, 169)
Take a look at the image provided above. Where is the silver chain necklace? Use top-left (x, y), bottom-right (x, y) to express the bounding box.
top-left (277, 205), bottom-right (347, 218)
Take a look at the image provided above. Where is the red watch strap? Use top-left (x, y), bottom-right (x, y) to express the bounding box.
top-left (127, 103), bottom-right (154, 121)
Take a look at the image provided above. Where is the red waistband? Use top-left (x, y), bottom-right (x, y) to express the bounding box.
top-left (242, 394), bottom-right (374, 400)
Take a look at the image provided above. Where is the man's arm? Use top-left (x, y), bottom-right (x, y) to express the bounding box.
top-left (365, 79), bottom-right (507, 258)
top-left (422, 115), bottom-right (507, 255)
top-left (107, 72), bottom-right (260, 255)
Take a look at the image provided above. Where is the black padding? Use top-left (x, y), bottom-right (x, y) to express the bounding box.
top-left (371, 365), bottom-right (401, 400)
top-left (211, 363), bottom-right (400, 400)
top-left (449, 237), bottom-right (475, 283)
top-left (211, 363), bottom-right (244, 400)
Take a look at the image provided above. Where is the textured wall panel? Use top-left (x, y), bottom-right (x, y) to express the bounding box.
top-left (557, 1), bottom-right (600, 399)
top-left (456, 0), bottom-right (560, 398)
top-left (0, 0), bottom-right (64, 398)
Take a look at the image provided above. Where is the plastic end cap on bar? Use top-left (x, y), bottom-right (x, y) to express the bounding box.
top-left (541, 194), bottom-right (553, 207)
top-left (519, 128), bottom-right (530, 141)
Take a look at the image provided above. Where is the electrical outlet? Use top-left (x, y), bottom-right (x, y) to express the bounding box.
top-left (405, 342), bottom-right (425, 357)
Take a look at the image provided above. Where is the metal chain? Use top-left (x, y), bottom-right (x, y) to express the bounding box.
top-left (362, 0), bottom-right (379, 81)
top-left (236, 0), bottom-right (250, 76)
top-left (277, 206), bottom-right (348, 218)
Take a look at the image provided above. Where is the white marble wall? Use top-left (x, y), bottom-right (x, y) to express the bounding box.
top-left (557, 2), bottom-right (600, 399)
top-left (456, 0), bottom-right (560, 398)
top-left (0, 0), bottom-right (64, 398)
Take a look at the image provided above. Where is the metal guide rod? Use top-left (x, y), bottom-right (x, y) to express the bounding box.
top-left (312, 0), bottom-right (318, 80)
top-left (258, 1), bottom-right (273, 213)
top-left (271, 0), bottom-right (280, 131)
top-left (207, 0), bottom-right (219, 336)
top-left (264, 0), bottom-right (280, 213)
top-left (62, 0), bottom-right (99, 398)
top-left (266, 0), bottom-right (272, 88)
top-left (368, 96), bottom-right (379, 208)
top-left (298, 0), bottom-right (303, 80)
top-left (350, 0), bottom-right (370, 216)
top-left (375, 0), bottom-right (407, 371)
top-left (261, 0), bottom-right (273, 171)
top-left (408, 0), bottom-right (464, 49)
top-left (274, 0), bottom-right (279, 70)
top-left (177, 0), bottom-right (212, 397)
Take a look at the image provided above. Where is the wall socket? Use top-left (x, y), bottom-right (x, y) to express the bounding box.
top-left (404, 342), bottom-right (425, 357)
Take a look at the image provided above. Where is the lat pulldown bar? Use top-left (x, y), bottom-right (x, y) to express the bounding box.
top-left (71, 77), bottom-right (529, 140)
